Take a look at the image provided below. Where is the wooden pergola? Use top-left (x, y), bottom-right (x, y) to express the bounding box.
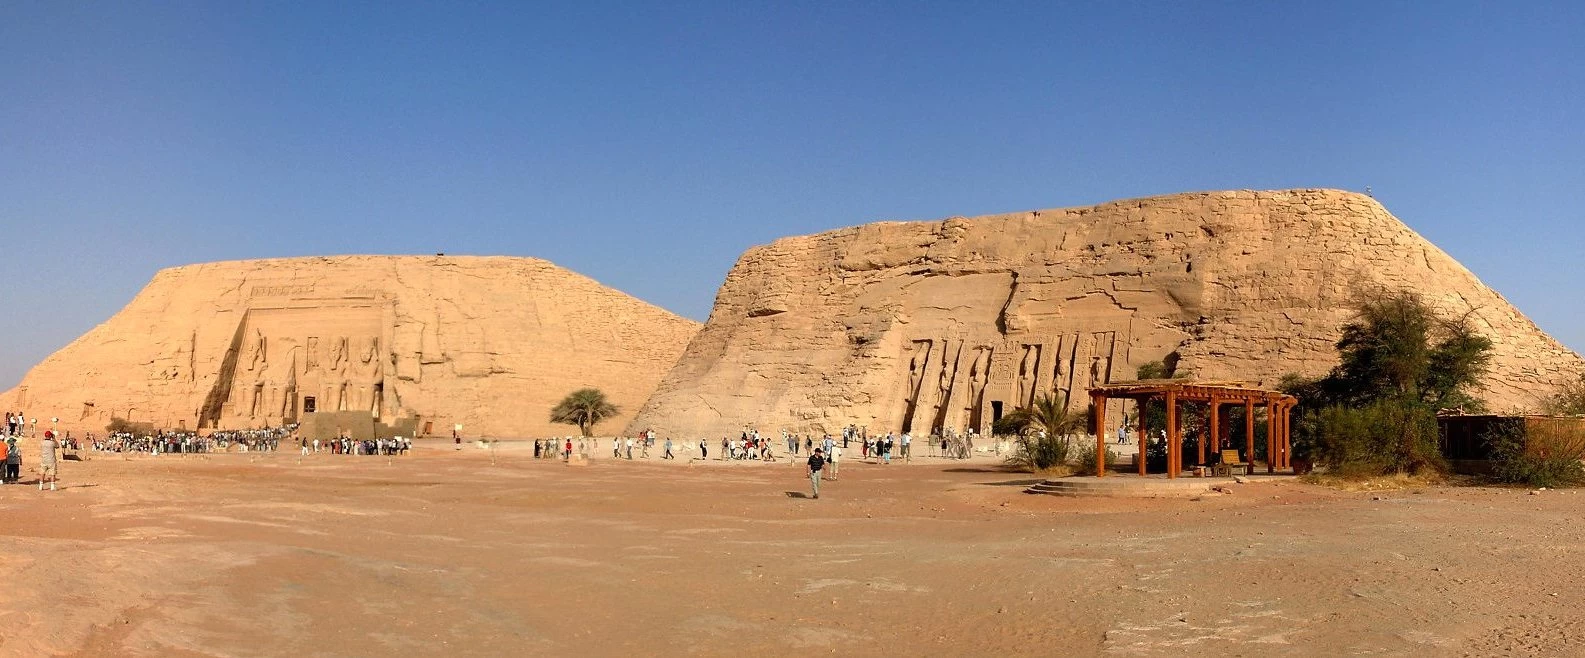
top-left (1088, 380), bottom-right (1297, 478)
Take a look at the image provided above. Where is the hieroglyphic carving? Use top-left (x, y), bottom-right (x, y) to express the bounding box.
top-left (305, 337), bottom-right (320, 371)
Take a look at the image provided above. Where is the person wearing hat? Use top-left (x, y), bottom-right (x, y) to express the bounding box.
top-left (39, 430), bottom-right (59, 491)
top-left (806, 448), bottom-right (826, 499)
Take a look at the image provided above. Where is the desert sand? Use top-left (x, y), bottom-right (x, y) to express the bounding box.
top-left (0, 441), bottom-right (1577, 656)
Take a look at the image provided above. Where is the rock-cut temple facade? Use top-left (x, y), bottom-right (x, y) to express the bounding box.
top-left (626, 189), bottom-right (1585, 438)
top-left (0, 256), bottom-right (699, 437)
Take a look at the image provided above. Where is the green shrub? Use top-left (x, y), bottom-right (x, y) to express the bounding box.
top-left (1005, 433), bottom-right (1073, 472)
top-left (1071, 441), bottom-right (1120, 476)
top-left (1309, 398), bottom-right (1444, 475)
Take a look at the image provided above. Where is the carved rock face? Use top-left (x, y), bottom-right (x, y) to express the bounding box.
top-left (626, 189), bottom-right (1585, 438)
top-left (0, 256), bottom-right (699, 437)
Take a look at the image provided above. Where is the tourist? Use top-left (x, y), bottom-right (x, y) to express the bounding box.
top-left (803, 435), bottom-right (812, 455)
top-left (900, 432), bottom-right (911, 462)
top-left (4, 436), bottom-right (19, 482)
top-left (828, 443), bottom-right (840, 480)
top-left (806, 448), bottom-right (825, 499)
top-left (881, 433), bottom-right (893, 464)
top-left (822, 434), bottom-right (834, 459)
top-left (564, 437), bottom-right (573, 461)
top-left (698, 438), bottom-right (708, 459)
top-left (39, 430), bottom-right (60, 491)
top-left (625, 437), bottom-right (634, 460)
top-left (0, 437), bottom-right (8, 483)
top-left (663, 437), bottom-right (673, 460)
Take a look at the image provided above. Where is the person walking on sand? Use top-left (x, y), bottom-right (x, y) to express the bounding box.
top-left (663, 437), bottom-right (674, 460)
top-left (806, 448), bottom-right (825, 499)
top-left (828, 443), bottom-right (840, 481)
top-left (39, 430), bottom-right (60, 491)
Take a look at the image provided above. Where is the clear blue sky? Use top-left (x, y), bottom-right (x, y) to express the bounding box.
top-left (2, 1), bottom-right (1581, 389)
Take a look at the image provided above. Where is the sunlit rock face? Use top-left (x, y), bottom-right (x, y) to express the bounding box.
top-left (1, 256), bottom-right (699, 437)
top-left (628, 189), bottom-right (1583, 438)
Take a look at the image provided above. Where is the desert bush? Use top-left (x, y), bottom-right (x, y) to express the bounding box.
top-left (1308, 398), bottom-right (1444, 476)
top-left (1005, 433), bottom-right (1073, 472)
top-left (1071, 441), bottom-right (1120, 476)
top-left (1488, 421), bottom-right (1585, 488)
top-left (1545, 374), bottom-right (1585, 416)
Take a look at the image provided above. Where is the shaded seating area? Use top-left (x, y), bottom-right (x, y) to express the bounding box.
top-left (1088, 380), bottom-right (1297, 478)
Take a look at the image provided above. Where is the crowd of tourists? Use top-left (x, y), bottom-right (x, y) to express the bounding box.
top-left (571, 423), bottom-right (1002, 465)
top-left (88, 425), bottom-right (297, 454)
top-left (296, 436), bottom-right (411, 456)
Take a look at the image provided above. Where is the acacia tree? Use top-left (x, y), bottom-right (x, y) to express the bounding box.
top-left (550, 388), bottom-right (619, 437)
top-left (1325, 291), bottom-right (1492, 409)
top-left (1286, 290), bottom-right (1493, 474)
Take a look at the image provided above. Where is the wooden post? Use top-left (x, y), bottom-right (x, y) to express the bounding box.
top-left (1265, 400), bottom-right (1276, 474)
top-left (1093, 393), bottom-right (1107, 477)
top-left (1136, 399), bottom-right (1148, 476)
top-left (1166, 390), bottom-right (1179, 478)
top-left (1244, 399), bottom-right (1255, 471)
top-left (1274, 404), bottom-right (1287, 472)
top-left (1205, 399), bottom-right (1219, 466)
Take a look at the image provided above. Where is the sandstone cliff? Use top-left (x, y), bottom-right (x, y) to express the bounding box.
top-left (0, 256), bottom-right (699, 437)
top-left (627, 189), bottom-right (1584, 438)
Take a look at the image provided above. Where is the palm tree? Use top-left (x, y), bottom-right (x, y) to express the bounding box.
top-left (1026, 393), bottom-right (1086, 439)
top-left (550, 388), bottom-right (620, 436)
top-left (1003, 394), bottom-right (1089, 471)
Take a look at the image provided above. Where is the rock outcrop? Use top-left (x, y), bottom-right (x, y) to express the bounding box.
top-left (628, 189), bottom-right (1584, 438)
top-left (0, 256), bottom-right (699, 437)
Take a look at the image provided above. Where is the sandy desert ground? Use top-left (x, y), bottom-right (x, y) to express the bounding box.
top-left (0, 439), bottom-right (1580, 657)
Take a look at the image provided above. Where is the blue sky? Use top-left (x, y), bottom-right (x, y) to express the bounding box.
top-left (1, 1), bottom-right (1581, 389)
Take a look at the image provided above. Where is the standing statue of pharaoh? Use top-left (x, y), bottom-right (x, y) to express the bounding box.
top-left (966, 348), bottom-right (990, 431)
top-left (1016, 345), bottom-right (1035, 409)
top-left (354, 337), bottom-right (383, 417)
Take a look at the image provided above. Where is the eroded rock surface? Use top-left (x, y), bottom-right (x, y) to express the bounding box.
top-left (0, 256), bottom-right (699, 437)
top-left (628, 189), bottom-right (1583, 438)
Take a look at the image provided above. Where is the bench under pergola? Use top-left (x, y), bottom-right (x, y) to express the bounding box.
top-left (1088, 380), bottom-right (1298, 478)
